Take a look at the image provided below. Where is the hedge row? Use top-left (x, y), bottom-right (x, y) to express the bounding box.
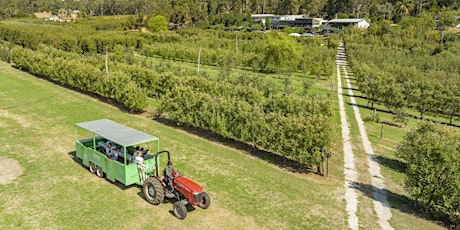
top-left (10, 46), bottom-right (147, 111)
top-left (159, 85), bottom-right (335, 168)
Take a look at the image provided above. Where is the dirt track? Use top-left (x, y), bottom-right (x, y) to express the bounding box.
top-left (338, 42), bottom-right (394, 230)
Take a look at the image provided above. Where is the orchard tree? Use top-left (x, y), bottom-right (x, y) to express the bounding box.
top-left (263, 33), bottom-right (301, 73)
top-left (148, 15), bottom-right (169, 32)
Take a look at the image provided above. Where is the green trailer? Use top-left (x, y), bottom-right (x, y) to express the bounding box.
top-left (74, 119), bottom-right (160, 186)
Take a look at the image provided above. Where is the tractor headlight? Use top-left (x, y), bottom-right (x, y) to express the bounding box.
top-left (193, 192), bottom-right (203, 203)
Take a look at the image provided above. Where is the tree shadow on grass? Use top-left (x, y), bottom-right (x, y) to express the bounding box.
top-left (345, 101), bottom-right (460, 129)
top-left (153, 117), bottom-right (313, 174)
top-left (372, 155), bottom-right (406, 174)
top-left (351, 182), bottom-right (450, 228)
top-left (342, 86), bottom-right (360, 92)
top-left (341, 92), bottom-right (367, 100)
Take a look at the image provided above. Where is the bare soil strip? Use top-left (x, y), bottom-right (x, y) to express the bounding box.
top-left (337, 46), bottom-right (359, 230)
top-left (341, 50), bottom-right (394, 230)
top-left (0, 156), bottom-right (23, 184)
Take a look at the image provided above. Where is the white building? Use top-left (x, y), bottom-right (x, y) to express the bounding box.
top-left (327, 18), bottom-right (370, 29)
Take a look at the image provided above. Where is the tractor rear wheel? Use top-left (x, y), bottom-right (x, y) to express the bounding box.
top-left (173, 201), bottom-right (187, 220)
top-left (198, 192), bottom-right (211, 209)
top-left (89, 163), bottom-right (96, 174)
top-left (143, 177), bottom-right (164, 205)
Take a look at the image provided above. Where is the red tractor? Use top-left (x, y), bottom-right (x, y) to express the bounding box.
top-left (142, 150), bottom-right (211, 219)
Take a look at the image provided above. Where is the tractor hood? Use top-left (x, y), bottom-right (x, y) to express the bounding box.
top-left (174, 176), bottom-right (203, 193)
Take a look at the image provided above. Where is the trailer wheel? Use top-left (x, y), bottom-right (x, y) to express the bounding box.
top-left (173, 201), bottom-right (187, 220)
top-left (89, 163), bottom-right (96, 174)
top-left (198, 192), bottom-right (211, 209)
top-left (96, 166), bottom-right (104, 178)
top-left (143, 177), bottom-right (164, 205)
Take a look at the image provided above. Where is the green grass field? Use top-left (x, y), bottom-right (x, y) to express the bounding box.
top-left (0, 61), bottom-right (347, 229)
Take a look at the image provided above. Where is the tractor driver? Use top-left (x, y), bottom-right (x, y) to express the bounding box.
top-left (164, 160), bottom-right (179, 192)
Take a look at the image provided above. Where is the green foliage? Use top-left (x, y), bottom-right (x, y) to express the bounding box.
top-left (396, 122), bottom-right (460, 225)
top-left (0, 21), bottom-right (335, 75)
top-left (9, 45), bottom-right (147, 112)
top-left (435, 11), bottom-right (457, 28)
top-left (263, 34), bottom-right (301, 73)
top-left (74, 16), bottom-right (132, 31)
top-left (148, 15), bottom-right (169, 33)
top-left (345, 13), bottom-right (460, 123)
top-left (159, 78), bottom-right (336, 168)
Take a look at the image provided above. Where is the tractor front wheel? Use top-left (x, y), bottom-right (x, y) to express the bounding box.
top-left (198, 192), bottom-right (211, 209)
top-left (143, 177), bottom-right (164, 205)
top-left (173, 201), bottom-right (187, 220)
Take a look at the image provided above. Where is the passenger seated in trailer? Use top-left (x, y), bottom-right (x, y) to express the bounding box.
top-left (104, 142), bottom-right (113, 156)
top-left (143, 149), bottom-right (153, 160)
top-left (110, 148), bottom-right (119, 161)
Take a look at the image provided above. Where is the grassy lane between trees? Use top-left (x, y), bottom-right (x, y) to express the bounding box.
top-left (0, 61), bottom-right (346, 229)
top-left (340, 66), bottom-right (446, 229)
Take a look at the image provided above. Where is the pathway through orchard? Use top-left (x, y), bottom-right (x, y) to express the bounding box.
top-left (337, 42), bottom-right (394, 230)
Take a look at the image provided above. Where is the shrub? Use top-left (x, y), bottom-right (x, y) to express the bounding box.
top-left (397, 122), bottom-right (460, 225)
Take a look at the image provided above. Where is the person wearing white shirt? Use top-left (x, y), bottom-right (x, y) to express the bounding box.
top-left (135, 151), bottom-right (147, 183)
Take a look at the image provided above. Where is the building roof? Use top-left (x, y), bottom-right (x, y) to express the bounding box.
top-left (251, 14), bottom-right (276, 18)
top-left (75, 119), bottom-right (158, 146)
top-left (280, 15), bottom-right (305, 20)
top-left (328, 18), bottom-right (367, 23)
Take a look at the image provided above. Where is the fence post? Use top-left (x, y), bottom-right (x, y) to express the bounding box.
top-left (380, 124), bottom-right (384, 139)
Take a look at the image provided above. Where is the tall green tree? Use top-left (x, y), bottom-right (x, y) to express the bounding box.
top-left (148, 15), bottom-right (169, 32)
top-left (396, 0), bottom-right (415, 16)
top-left (263, 34), bottom-right (301, 73)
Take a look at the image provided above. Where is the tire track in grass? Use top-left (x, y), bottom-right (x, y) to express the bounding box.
top-left (340, 43), bottom-right (394, 230)
top-left (337, 45), bottom-right (359, 230)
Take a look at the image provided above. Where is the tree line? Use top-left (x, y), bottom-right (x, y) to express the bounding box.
top-left (1, 0), bottom-right (459, 26)
top-left (0, 22), bottom-right (337, 75)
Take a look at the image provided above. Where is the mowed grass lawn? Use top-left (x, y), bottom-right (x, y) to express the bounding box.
top-left (0, 61), bottom-right (346, 229)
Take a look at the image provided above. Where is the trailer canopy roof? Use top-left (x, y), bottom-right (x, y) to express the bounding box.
top-left (75, 119), bottom-right (158, 146)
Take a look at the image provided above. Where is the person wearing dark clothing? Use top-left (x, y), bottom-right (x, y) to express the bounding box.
top-left (164, 160), bottom-right (179, 192)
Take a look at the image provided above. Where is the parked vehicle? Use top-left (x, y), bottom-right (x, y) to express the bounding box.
top-left (74, 119), bottom-right (210, 219)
